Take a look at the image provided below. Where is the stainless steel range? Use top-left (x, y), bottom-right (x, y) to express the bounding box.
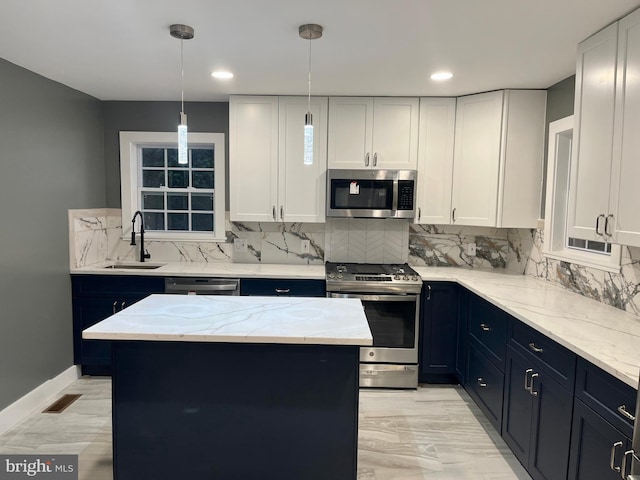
top-left (325, 262), bottom-right (422, 389)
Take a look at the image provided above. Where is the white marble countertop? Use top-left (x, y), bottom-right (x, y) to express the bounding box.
top-left (414, 267), bottom-right (640, 389)
top-left (72, 261), bottom-right (640, 389)
top-left (83, 294), bottom-right (373, 346)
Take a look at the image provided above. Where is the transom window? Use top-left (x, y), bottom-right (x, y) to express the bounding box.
top-left (120, 132), bottom-right (226, 242)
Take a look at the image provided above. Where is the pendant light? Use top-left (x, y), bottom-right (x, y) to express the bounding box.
top-left (299, 24), bottom-right (323, 166)
top-left (170, 24), bottom-right (195, 165)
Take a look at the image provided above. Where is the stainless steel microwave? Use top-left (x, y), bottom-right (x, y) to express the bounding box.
top-left (326, 169), bottom-right (416, 219)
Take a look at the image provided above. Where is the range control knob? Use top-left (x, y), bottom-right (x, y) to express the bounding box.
top-left (329, 272), bottom-right (336, 279)
top-left (402, 275), bottom-right (409, 281)
top-left (337, 273), bottom-right (343, 279)
top-left (394, 275), bottom-right (400, 280)
top-left (411, 275), bottom-right (419, 281)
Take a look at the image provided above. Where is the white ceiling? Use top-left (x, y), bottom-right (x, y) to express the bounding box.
top-left (1, 0), bottom-right (639, 101)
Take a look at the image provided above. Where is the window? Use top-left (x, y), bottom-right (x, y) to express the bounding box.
top-left (542, 116), bottom-right (621, 272)
top-left (120, 132), bottom-right (226, 242)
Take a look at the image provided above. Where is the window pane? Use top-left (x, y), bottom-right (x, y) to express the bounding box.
top-left (192, 213), bottom-right (214, 231)
top-left (168, 170), bottom-right (189, 188)
top-left (167, 193), bottom-right (188, 210)
top-left (142, 192), bottom-right (164, 210)
top-left (191, 193), bottom-right (213, 211)
top-left (192, 171), bottom-right (214, 189)
top-left (142, 170), bottom-right (165, 188)
top-left (142, 148), bottom-right (164, 167)
top-left (167, 148), bottom-right (187, 168)
top-left (168, 213), bottom-right (189, 230)
top-left (192, 149), bottom-right (214, 168)
top-left (143, 212), bottom-right (164, 231)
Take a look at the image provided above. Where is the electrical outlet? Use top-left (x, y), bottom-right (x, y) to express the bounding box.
top-left (234, 238), bottom-right (247, 252)
top-left (301, 240), bottom-right (310, 254)
top-left (466, 242), bottom-right (477, 256)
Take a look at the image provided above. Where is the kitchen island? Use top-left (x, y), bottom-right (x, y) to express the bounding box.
top-left (83, 294), bottom-right (372, 480)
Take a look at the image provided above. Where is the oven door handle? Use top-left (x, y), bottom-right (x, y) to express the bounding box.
top-left (329, 293), bottom-right (418, 302)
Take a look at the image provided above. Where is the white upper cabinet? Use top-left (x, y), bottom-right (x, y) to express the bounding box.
top-left (567, 22), bottom-right (619, 242)
top-left (328, 97), bottom-right (419, 169)
top-left (451, 90), bottom-right (546, 228)
top-left (414, 98), bottom-right (456, 225)
top-left (568, 8), bottom-right (640, 247)
top-left (229, 95), bottom-right (328, 223)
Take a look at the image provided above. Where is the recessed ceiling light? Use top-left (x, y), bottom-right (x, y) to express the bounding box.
top-left (211, 71), bottom-right (234, 79)
top-left (430, 71), bottom-right (453, 81)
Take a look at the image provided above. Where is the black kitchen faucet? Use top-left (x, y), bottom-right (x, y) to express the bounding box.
top-left (130, 211), bottom-right (151, 262)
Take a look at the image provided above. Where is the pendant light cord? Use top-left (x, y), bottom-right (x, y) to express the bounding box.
top-left (181, 38), bottom-right (185, 115)
top-left (307, 35), bottom-right (312, 112)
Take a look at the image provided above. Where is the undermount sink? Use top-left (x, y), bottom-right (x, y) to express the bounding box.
top-left (103, 262), bottom-right (165, 270)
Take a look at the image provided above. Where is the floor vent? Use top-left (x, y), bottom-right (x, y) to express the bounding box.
top-left (43, 394), bottom-right (82, 413)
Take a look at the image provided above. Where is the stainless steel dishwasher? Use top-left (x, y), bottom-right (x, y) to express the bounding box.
top-left (164, 277), bottom-right (240, 296)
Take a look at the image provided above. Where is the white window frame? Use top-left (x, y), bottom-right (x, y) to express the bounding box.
top-left (542, 116), bottom-right (621, 272)
top-left (119, 131), bottom-right (226, 242)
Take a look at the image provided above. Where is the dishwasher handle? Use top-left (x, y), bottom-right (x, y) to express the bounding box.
top-left (164, 278), bottom-right (240, 295)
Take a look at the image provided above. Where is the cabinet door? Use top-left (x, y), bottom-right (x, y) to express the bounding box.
top-left (502, 346), bottom-right (534, 468)
top-left (278, 97), bottom-right (328, 223)
top-left (528, 366), bottom-right (573, 480)
top-left (610, 9), bottom-right (640, 247)
top-left (567, 23), bottom-right (618, 242)
top-left (230, 96), bottom-right (279, 221)
top-left (419, 282), bottom-right (458, 381)
top-left (73, 297), bottom-right (116, 366)
top-left (415, 98), bottom-right (456, 224)
top-left (371, 97), bottom-right (419, 169)
top-left (568, 399), bottom-right (631, 480)
top-left (451, 91), bottom-right (504, 226)
top-left (327, 97), bottom-right (374, 169)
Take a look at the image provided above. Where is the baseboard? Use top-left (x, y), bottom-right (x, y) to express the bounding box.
top-left (0, 365), bottom-right (80, 436)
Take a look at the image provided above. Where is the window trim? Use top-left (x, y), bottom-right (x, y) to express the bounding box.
top-left (542, 116), bottom-right (621, 272)
top-left (119, 131), bottom-right (226, 242)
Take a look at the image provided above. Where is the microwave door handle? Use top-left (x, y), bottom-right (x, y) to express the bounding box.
top-left (392, 179), bottom-right (398, 212)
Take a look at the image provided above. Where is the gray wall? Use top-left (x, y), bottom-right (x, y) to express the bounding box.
top-left (103, 102), bottom-right (229, 208)
top-left (0, 59), bottom-right (105, 410)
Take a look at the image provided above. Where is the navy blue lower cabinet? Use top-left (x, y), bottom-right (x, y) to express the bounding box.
top-left (419, 282), bottom-right (459, 383)
top-left (502, 345), bottom-right (573, 480)
top-left (240, 278), bottom-right (326, 297)
top-left (465, 342), bottom-right (504, 431)
top-left (455, 287), bottom-right (469, 384)
top-left (568, 398), bottom-right (632, 480)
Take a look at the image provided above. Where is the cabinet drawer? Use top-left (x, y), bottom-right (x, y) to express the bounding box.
top-left (510, 319), bottom-right (576, 390)
top-left (575, 358), bottom-right (636, 439)
top-left (466, 343), bottom-right (504, 432)
top-left (240, 278), bottom-right (326, 297)
top-left (72, 275), bottom-right (165, 297)
top-left (467, 294), bottom-right (508, 370)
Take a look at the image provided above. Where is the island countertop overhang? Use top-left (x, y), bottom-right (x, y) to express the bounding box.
top-left (82, 294), bottom-right (373, 346)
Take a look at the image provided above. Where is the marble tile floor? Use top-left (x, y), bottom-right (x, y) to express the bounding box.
top-left (0, 378), bottom-right (531, 480)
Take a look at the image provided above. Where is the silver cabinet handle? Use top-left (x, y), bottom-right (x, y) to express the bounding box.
top-left (610, 441), bottom-right (623, 473)
top-left (524, 368), bottom-right (533, 392)
top-left (280, 206), bottom-right (284, 222)
top-left (530, 373), bottom-right (539, 396)
top-left (605, 214), bottom-right (614, 237)
top-left (621, 450), bottom-right (635, 480)
top-left (480, 323), bottom-right (491, 332)
top-left (427, 285), bottom-right (431, 301)
top-left (418, 207), bottom-right (421, 222)
top-left (373, 152), bottom-right (378, 167)
top-left (617, 405), bottom-right (636, 422)
top-left (275, 288), bottom-right (291, 295)
top-left (121, 301), bottom-right (126, 311)
top-left (477, 378), bottom-right (487, 388)
top-left (272, 206), bottom-right (276, 221)
top-left (112, 301), bottom-right (118, 314)
top-left (365, 153), bottom-right (370, 166)
top-left (452, 208), bottom-right (456, 223)
top-left (596, 213), bottom-right (605, 236)
top-left (528, 342), bottom-right (544, 354)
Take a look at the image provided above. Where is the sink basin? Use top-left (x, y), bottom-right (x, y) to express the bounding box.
top-left (103, 262), bottom-right (165, 270)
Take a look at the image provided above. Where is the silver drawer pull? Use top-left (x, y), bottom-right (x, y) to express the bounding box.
top-left (477, 378), bottom-right (487, 388)
top-left (112, 301), bottom-right (118, 314)
top-left (610, 441), bottom-right (623, 473)
top-left (621, 450), bottom-right (635, 480)
top-left (275, 288), bottom-right (291, 294)
top-left (479, 323), bottom-right (491, 332)
top-left (528, 342), bottom-right (543, 354)
top-left (617, 405), bottom-right (636, 422)
top-left (530, 373), bottom-right (539, 396)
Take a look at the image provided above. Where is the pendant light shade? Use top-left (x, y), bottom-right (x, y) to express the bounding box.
top-left (299, 24), bottom-right (323, 166)
top-left (170, 24), bottom-right (194, 165)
